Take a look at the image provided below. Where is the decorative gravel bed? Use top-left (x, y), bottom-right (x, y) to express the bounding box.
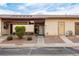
top-left (45, 36), bottom-right (64, 43)
top-left (1, 36), bottom-right (37, 44)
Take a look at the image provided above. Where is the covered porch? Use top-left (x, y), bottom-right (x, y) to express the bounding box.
top-left (1, 18), bottom-right (45, 36)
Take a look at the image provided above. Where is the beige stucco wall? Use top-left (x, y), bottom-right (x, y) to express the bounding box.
top-left (45, 18), bottom-right (79, 36)
top-left (65, 21), bottom-right (75, 35)
top-left (59, 19), bottom-right (79, 35)
top-left (61, 19), bottom-right (79, 35)
top-left (45, 19), bottom-right (58, 36)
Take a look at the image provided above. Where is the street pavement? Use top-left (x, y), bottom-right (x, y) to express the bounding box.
top-left (0, 47), bottom-right (79, 56)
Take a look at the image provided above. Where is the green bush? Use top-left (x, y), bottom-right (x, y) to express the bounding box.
top-left (15, 26), bottom-right (25, 39)
top-left (7, 35), bottom-right (13, 41)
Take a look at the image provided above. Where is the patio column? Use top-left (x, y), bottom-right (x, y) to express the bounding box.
top-left (0, 18), bottom-right (2, 36)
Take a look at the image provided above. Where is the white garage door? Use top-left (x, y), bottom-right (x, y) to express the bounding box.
top-left (45, 21), bottom-right (58, 35)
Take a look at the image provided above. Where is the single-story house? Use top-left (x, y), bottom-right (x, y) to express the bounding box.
top-left (0, 15), bottom-right (79, 36)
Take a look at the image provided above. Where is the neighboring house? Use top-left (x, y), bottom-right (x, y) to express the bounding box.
top-left (0, 15), bottom-right (79, 36)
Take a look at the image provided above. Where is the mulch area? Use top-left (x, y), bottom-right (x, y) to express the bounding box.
top-left (68, 36), bottom-right (79, 43)
top-left (45, 36), bottom-right (64, 43)
top-left (1, 36), bottom-right (37, 44)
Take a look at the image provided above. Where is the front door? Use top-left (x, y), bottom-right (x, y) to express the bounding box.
top-left (59, 21), bottom-right (65, 35)
top-left (35, 24), bottom-right (44, 36)
top-left (75, 22), bottom-right (79, 35)
top-left (10, 24), bottom-right (12, 34)
top-left (38, 25), bottom-right (44, 35)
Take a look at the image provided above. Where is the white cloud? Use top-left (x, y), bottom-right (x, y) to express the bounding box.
top-left (29, 10), bottom-right (67, 15)
top-left (28, 6), bottom-right (79, 15)
top-left (29, 10), bottom-right (46, 15)
top-left (18, 3), bottom-right (35, 10)
top-left (0, 3), bottom-right (7, 6)
top-left (0, 3), bottom-right (79, 15)
top-left (67, 7), bottom-right (79, 15)
top-left (0, 9), bottom-right (21, 15)
top-left (18, 6), bottom-right (27, 10)
top-left (0, 0), bottom-right (78, 3)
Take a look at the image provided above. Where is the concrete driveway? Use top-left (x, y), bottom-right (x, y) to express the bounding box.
top-left (0, 47), bottom-right (79, 56)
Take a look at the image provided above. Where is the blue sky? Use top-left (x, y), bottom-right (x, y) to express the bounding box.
top-left (0, 3), bottom-right (79, 15)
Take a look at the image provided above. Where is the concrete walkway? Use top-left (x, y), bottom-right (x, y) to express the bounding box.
top-left (37, 36), bottom-right (44, 44)
top-left (60, 35), bottom-right (73, 44)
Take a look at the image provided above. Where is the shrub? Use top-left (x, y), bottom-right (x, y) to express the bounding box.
top-left (15, 26), bottom-right (25, 39)
top-left (7, 35), bottom-right (13, 41)
top-left (27, 37), bottom-right (32, 41)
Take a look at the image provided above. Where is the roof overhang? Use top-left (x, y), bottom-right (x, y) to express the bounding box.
top-left (0, 15), bottom-right (79, 19)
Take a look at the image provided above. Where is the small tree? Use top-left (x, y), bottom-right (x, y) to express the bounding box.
top-left (15, 26), bottom-right (25, 39)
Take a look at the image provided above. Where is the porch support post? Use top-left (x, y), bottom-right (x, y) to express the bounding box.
top-left (0, 18), bottom-right (2, 36)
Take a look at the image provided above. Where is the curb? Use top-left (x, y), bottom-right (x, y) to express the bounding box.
top-left (0, 43), bottom-right (79, 48)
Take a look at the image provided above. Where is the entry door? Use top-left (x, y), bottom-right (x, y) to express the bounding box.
top-left (38, 25), bottom-right (44, 35)
top-left (59, 21), bottom-right (65, 35)
top-left (10, 24), bottom-right (12, 34)
top-left (75, 22), bottom-right (79, 35)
